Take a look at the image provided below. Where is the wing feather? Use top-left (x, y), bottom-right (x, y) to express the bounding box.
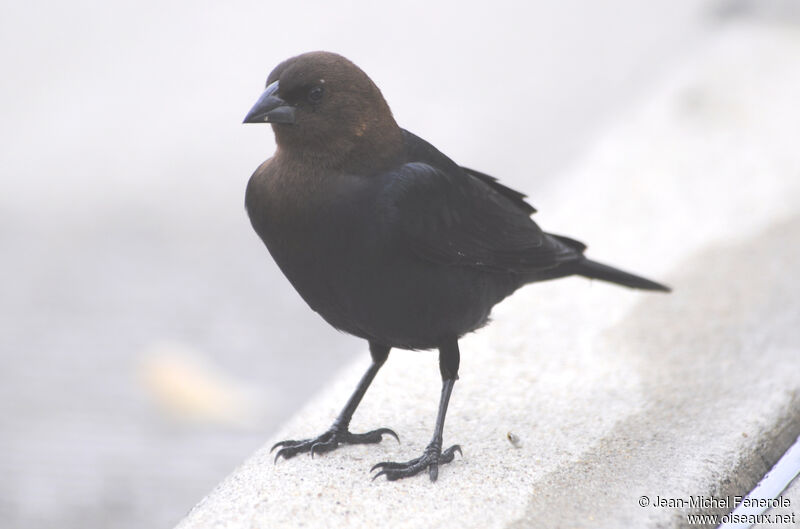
top-left (379, 157), bottom-right (581, 273)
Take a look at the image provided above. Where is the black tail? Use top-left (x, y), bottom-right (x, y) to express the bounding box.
top-left (575, 258), bottom-right (671, 292)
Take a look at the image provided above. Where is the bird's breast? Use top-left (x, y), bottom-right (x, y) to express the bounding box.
top-left (245, 161), bottom-right (379, 309)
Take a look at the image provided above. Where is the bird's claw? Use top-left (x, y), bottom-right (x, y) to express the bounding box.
top-left (271, 426), bottom-right (399, 463)
top-left (371, 442), bottom-right (461, 482)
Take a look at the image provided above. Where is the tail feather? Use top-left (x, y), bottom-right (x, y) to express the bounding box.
top-left (575, 258), bottom-right (671, 292)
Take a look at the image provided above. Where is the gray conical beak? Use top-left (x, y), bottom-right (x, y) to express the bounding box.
top-left (243, 81), bottom-right (296, 124)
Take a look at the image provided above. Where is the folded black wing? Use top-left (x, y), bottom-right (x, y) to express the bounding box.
top-left (378, 157), bottom-right (581, 273)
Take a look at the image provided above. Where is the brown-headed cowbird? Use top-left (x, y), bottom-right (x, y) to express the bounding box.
top-left (243, 51), bottom-right (669, 482)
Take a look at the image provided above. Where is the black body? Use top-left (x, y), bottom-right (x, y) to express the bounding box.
top-left (243, 51), bottom-right (669, 481)
top-left (246, 129), bottom-right (667, 350)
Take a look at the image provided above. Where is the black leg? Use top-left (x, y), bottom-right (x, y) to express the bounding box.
top-left (272, 342), bottom-right (399, 462)
top-left (371, 339), bottom-right (462, 482)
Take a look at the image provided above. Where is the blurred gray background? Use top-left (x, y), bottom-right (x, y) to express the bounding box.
top-left (0, 1), bottom-right (739, 527)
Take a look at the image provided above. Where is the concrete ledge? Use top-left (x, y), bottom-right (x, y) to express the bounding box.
top-left (177, 21), bottom-right (800, 529)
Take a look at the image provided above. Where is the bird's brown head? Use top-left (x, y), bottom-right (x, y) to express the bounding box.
top-left (244, 51), bottom-right (402, 171)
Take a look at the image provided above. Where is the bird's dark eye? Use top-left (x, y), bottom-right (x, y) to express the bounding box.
top-left (307, 86), bottom-right (324, 103)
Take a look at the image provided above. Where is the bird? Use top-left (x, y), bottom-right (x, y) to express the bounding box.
top-left (242, 51), bottom-right (670, 482)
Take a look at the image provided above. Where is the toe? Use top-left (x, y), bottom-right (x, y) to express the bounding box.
top-left (309, 439), bottom-right (338, 458)
top-left (371, 460), bottom-right (408, 472)
top-left (373, 427), bottom-right (400, 444)
top-left (274, 445), bottom-right (302, 463)
top-left (440, 444), bottom-right (462, 463)
top-left (270, 439), bottom-right (300, 453)
top-left (429, 463), bottom-right (439, 482)
top-left (347, 427), bottom-right (400, 445)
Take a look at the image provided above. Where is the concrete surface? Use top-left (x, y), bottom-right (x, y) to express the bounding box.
top-left (177, 18), bottom-right (800, 529)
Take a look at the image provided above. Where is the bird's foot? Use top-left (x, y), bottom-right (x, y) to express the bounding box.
top-left (371, 439), bottom-right (461, 482)
top-left (271, 424), bottom-right (399, 462)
